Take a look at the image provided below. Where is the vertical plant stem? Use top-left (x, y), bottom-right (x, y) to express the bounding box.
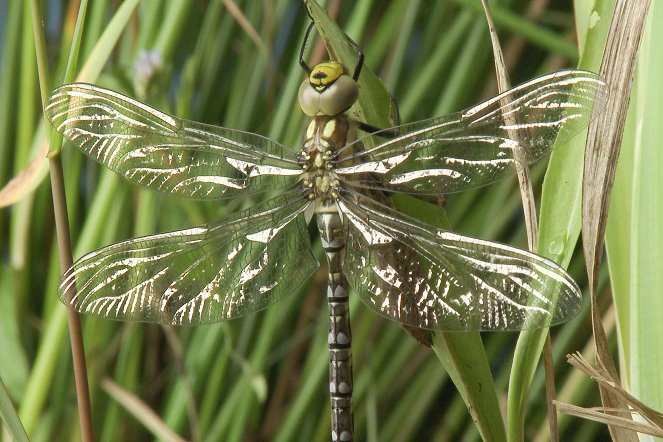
top-left (48, 158), bottom-right (95, 442)
top-left (29, 0), bottom-right (95, 439)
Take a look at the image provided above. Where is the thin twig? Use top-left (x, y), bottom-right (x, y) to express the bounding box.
top-left (49, 159), bottom-right (95, 442)
top-left (30, 0), bottom-right (95, 439)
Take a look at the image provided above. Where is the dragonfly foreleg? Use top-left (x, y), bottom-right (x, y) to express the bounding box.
top-left (355, 120), bottom-right (399, 138)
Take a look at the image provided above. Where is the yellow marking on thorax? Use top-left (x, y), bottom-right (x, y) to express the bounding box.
top-left (322, 119), bottom-right (337, 139)
top-left (306, 120), bottom-right (316, 140)
top-left (313, 153), bottom-right (325, 168)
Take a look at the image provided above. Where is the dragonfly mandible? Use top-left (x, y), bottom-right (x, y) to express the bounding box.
top-left (46, 20), bottom-right (607, 442)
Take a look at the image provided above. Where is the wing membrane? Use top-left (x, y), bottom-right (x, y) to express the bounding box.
top-left (338, 191), bottom-right (582, 331)
top-left (59, 193), bottom-right (317, 324)
top-left (45, 83), bottom-right (302, 199)
top-left (335, 70), bottom-right (608, 195)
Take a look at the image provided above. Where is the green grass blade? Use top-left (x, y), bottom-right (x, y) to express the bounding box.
top-left (0, 376), bottom-right (29, 442)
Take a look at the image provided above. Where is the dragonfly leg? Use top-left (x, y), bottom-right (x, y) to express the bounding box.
top-left (299, 18), bottom-right (364, 83)
top-left (356, 121), bottom-right (399, 138)
top-left (345, 35), bottom-right (364, 82)
top-left (299, 21), bottom-right (315, 75)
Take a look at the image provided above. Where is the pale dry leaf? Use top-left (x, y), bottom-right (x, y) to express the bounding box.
top-left (0, 142), bottom-right (49, 208)
top-left (582, 1), bottom-right (652, 440)
top-left (567, 352), bottom-right (663, 430)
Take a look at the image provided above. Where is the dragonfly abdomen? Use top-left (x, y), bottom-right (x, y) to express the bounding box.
top-left (317, 208), bottom-right (354, 442)
top-left (299, 97), bottom-right (357, 440)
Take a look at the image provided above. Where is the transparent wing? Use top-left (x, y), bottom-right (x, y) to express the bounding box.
top-left (335, 70), bottom-right (608, 195)
top-left (45, 83), bottom-right (302, 199)
top-left (59, 192), bottom-right (318, 325)
top-left (337, 191), bottom-right (582, 331)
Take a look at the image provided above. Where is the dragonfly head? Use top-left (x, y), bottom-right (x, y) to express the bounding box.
top-left (299, 62), bottom-right (358, 117)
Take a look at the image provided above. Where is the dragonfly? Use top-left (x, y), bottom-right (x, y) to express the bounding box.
top-left (46, 21), bottom-right (607, 442)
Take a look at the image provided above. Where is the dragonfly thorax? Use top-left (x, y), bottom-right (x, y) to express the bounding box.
top-left (298, 62), bottom-right (359, 117)
top-left (299, 116), bottom-right (350, 201)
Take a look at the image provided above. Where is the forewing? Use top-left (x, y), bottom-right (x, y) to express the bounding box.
top-left (45, 83), bottom-right (301, 199)
top-left (338, 191), bottom-right (582, 331)
top-left (59, 193), bottom-right (318, 325)
top-left (335, 70), bottom-right (608, 195)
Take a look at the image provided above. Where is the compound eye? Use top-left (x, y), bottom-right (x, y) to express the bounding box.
top-left (299, 62), bottom-right (359, 117)
top-left (298, 75), bottom-right (359, 117)
top-left (298, 80), bottom-right (320, 117)
top-left (319, 75), bottom-right (359, 116)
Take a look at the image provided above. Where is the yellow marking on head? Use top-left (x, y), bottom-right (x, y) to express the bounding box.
top-left (323, 119), bottom-right (337, 138)
top-left (309, 62), bottom-right (345, 90)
